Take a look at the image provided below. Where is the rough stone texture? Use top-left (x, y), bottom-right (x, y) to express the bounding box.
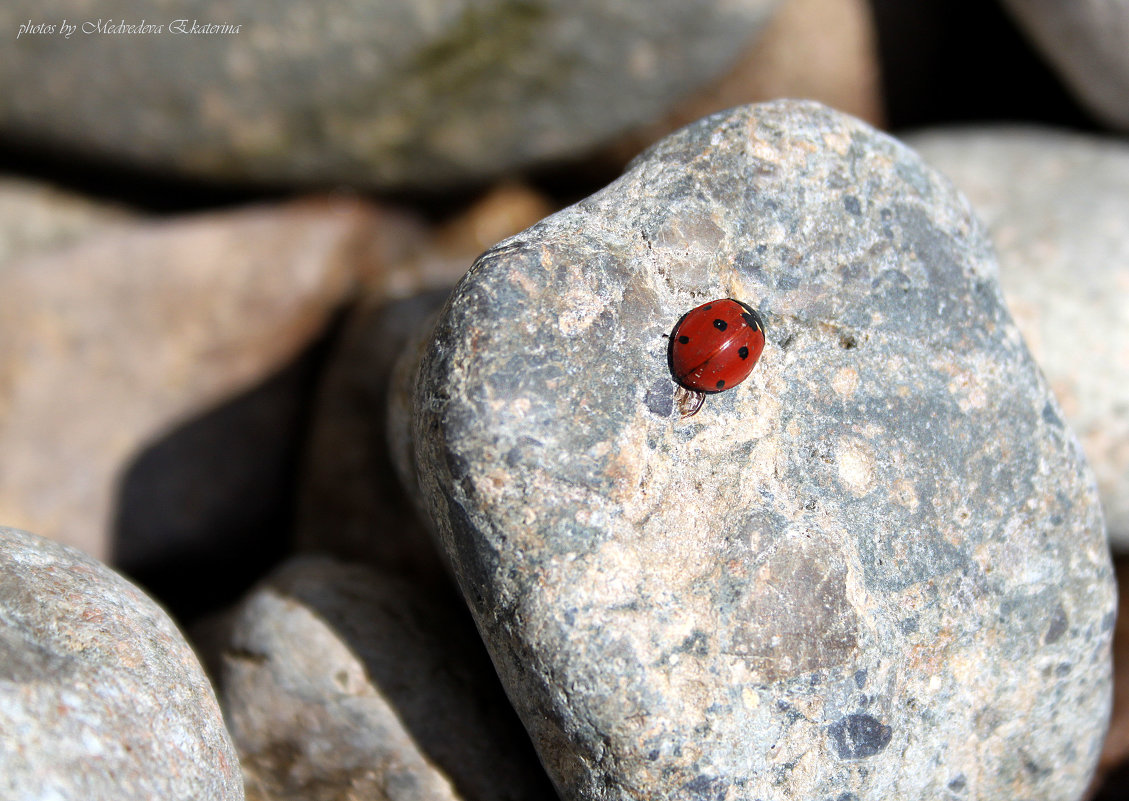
top-left (0, 526), bottom-right (243, 800)
top-left (0, 196), bottom-right (396, 561)
top-left (297, 185), bottom-right (553, 573)
top-left (603, 0), bottom-right (884, 166)
top-left (0, 176), bottom-right (132, 266)
top-left (2, 0), bottom-right (780, 189)
top-left (1000, 0), bottom-right (1129, 130)
top-left (403, 101), bottom-right (1116, 800)
top-left (908, 128), bottom-right (1129, 547)
top-left (219, 556), bottom-right (555, 801)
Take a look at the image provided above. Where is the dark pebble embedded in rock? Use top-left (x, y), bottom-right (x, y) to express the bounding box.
top-left (0, 526), bottom-right (243, 800)
top-left (402, 100), bottom-right (1115, 800)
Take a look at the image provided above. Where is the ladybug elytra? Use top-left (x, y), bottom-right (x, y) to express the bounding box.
top-left (667, 298), bottom-right (765, 418)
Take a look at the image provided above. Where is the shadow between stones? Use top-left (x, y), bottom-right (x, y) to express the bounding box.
top-left (110, 316), bottom-right (344, 624)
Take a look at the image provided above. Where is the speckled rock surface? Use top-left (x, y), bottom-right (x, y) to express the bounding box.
top-left (0, 526), bottom-right (242, 800)
top-left (1000, 0), bottom-right (1129, 130)
top-left (403, 101), bottom-right (1115, 800)
top-left (2, 0), bottom-right (780, 189)
top-left (908, 128), bottom-right (1129, 549)
top-left (219, 556), bottom-right (554, 801)
top-left (0, 197), bottom-right (390, 560)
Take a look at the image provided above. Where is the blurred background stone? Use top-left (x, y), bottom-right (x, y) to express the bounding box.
top-left (0, 526), bottom-right (243, 800)
top-left (603, 0), bottom-right (884, 165)
top-left (868, 0), bottom-right (1096, 132)
top-left (0, 176), bottom-right (133, 265)
top-left (1, 0), bottom-right (783, 189)
top-left (909, 128), bottom-right (1129, 549)
top-left (405, 100), bottom-right (1115, 801)
top-left (218, 556), bottom-right (555, 801)
top-left (1000, 0), bottom-right (1129, 131)
top-left (0, 196), bottom-right (396, 562)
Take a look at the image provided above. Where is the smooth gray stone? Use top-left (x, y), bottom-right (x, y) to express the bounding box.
top-left (403, 101), bottom-right (1115, 800)
top-left (219, 555), bottom-right (554, 801)
top-left (0, 526), bottom-right (243, 801)
top-left (908, 126), bottom-right (1129, 550)
top-left (0, 0), bottom-right (781, 189)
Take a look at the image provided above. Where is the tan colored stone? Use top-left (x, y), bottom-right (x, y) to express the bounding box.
top-left (0, 196), bottom-right (405, 560)
top-left (0, 177), bottom-right (132, 265)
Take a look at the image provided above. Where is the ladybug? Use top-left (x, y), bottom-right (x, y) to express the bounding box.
top-left (667, 298), bottom-right (766, 418)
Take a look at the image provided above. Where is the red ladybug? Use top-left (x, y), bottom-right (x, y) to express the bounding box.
top-left (667, 298), bottom-right (766, 418)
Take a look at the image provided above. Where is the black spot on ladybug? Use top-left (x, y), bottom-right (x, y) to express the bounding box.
top-left (678, 335), bottom-right (690, 344)
top-left (713, 319), bottom-right (727, 331)
top-left (715, 380), bottom-right (725, 390)
top-left (739, 346), bottom-right (749, 359)
top-left (741, 311), bottom-right (763, 330)
top-left (828, 714), bottom-right (892, 759)
top-left (703, 304), bottom-right (712, 310)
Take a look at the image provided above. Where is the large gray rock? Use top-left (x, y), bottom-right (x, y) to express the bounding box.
top-left (401, 101), bottom-right (1115, 800)
top-left (908, 127), bottom-right (1129, 549)
top-left (0, 526), bottom-right (243, 800)
top-left (219, 556), bottom-right (554, 801)
top-left (1000, 0), bottom-right (1129, 130)
top-left (1, 0), bottom-right (780, 189)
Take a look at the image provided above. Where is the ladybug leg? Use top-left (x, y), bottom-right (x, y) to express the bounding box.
top-left (674, 386), bottom-right (705, 419)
